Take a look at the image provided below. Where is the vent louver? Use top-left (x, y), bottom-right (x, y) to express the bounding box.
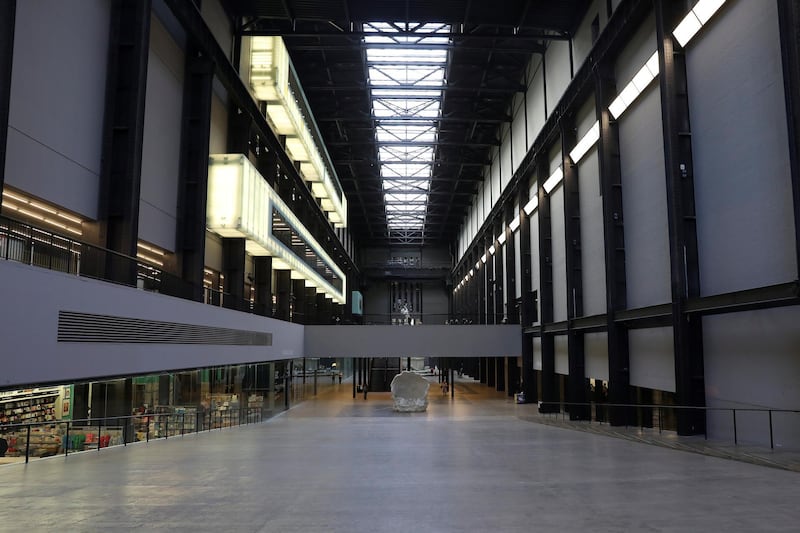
top-left (57, 311), bottom-right (272, 346)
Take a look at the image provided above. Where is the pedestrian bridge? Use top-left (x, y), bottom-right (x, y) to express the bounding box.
top-left (304, 324), bottom-right (521, 358)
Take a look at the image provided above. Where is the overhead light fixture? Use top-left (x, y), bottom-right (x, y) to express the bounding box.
top-left (480, 253), bottom-right (487, 264)
top-left (569, 121), bottom-right (601, 164)
top-left (498, 232), bottom-right (507, 245)
top-left (488, 244), bottom-right (496, 255)
top-left (673, 0), bottom-right (727, 47)
top-left (509, 216), bottom-right (521, 232)
top-left (475, 261), bottom-right (481, 270)
top-left (543, 167), bottom-right (564, 194)
top-left (523, 196), bottom-right (538, 215)
top-left (608, 51), bottom-right (660, 119)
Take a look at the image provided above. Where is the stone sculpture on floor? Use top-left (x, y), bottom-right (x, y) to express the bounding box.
top-left (390, 371), bottom-right (430, 412)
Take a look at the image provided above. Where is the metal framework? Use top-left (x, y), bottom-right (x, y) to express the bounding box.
top-left (223, 0), bottom-right (591, 246)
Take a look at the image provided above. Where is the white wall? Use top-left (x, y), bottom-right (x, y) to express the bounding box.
top-left (201, 0), bottom-right (232, 59)
top-left (533, 337), bottom-right (542, 370)
top-left (688, 0), bottom-right (796, 295)
top-left (584, 332), bottom-right (609, 381)
top-left (545, 40), bottom-right (572, 118)
top-left (5, 0), bottom-right (110, 219)
top-left (703, 307), bottom-right (800, 447)
top-left (511, 92), bottom-right (528, 172)
top-left (139, 14), bottom-right (184, 251)
top-left (629, 327), bottom-right (675, 392)
top-left (530, 212), bottom-right (540, 324)
top-left (619, 92), bottom-right (670, 308)
top-left (0, 260), bottom-right (304, 387)
top-left (526, 58), bottom-right (547, 149)
top-left (550, 186), bottom-right (567, 322)
top-left (209, 90), bottom-right (229, 155)
top-left (555, 335), bottom-right (569, 375)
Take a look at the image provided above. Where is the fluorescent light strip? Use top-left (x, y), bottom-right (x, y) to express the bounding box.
top-left (569, 121), bottom-right (601, 164)
top-left (509, 216), bottom-right (521, 232)
top-left (488, 244), bottom-right (496, 256)
top-left (674, 0), bottom-right (726, 47)
top-left (543, 167), bottom-right (564, 194)
top-left (523, 196), bottom-right (538, 215)
top-left (498, 232), bottom-right (507, 245)
top-left (608, 51), bottom-right (660, 119)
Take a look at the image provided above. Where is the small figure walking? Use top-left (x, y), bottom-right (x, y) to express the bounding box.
top-left (441, 380), bottom-right (449, 395)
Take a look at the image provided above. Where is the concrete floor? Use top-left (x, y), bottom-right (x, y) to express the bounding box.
top-left (1, 377), bottom-right (799, 532)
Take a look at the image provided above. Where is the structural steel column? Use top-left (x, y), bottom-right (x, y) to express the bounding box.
top-left (0, 0), bottom-right (15, 207)
top-left (176, 42), bottom-right (214, 301)
top-left (305, 287), bottom-right (317, 324)
top-left (656, 0), bottom-right (706, 436)
top-left (486, 235), bottom-right (496, 323)
top-left (253, 256), bottom-right (272, 317)
top-left (275, 270), bottom-right (292, 321)
top-left (493, 222), bottom-right (505, 324)
top-left (504, 202), bottom-right (519, 324)
top-left (98, 0), bottom-right (151, 284)
top-left (537, 158), bottom-right (558, 413)
top-left (778, 0), bottom-right (800, 278)
top-left (480, 244), bottom-right (489, 324)
top-left (291, 279), bottom-right (307, 324)
top-left (562, 123), bottom-right (588, 420)
top-left (596, 62), bottom-right (632, 427)
top-left (519, 180), bottom-right (537, 403)
top-left (222, 238), bottom-right (246, 311)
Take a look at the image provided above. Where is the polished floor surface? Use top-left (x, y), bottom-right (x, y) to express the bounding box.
top-left (1, 377), bottom-right (799, 532)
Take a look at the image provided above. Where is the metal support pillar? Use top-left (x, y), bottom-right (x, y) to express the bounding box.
top-left (253, 256), bottom-right (272, 317)
top-left (596, 62), bottom-right (632, 426)
top-left (482, 239), bottom-right (494, 324)
top-left (98, 0), bottom-right (151, 284)
top-left (291, 279), bottom-right (306, 324)
top-left (176, 41), bottom-right (214, 301)
top-left (563, 123), bottom-right (588, 420)
top-left (493, 226), bottom-right (505, 324)
top-left (305, 288), bottom-right (317, 324)
top-left (656, 0), bottom-right (706, 436)
top-left (778, 0), bottom-right (800, 278)
top-left (0, 0), bottom-right (15, 206)
top-left (504, 202), bottom-right (518, 324)
top-left (495, 357), bottom-right (506, 392)
top-left (275, 270), bottom-right (292, 321)
top-left (519, 181), bottom-right (537, 402)
top-left (537, 159), bottom-right (558, 413)
top-left (222, 238), bottom-right (246, 311)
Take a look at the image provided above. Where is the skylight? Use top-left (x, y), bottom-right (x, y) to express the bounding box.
top-left (364, 22), bottom-right (450, 239)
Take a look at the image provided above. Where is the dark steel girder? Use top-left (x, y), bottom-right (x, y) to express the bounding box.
top-left (328, 140), bottom-right (500, 147)
top-left (307, 84), bottom-right (525, 94)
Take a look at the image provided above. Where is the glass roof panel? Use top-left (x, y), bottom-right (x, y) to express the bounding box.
top-left (367, 21), bottom-right (450, 234)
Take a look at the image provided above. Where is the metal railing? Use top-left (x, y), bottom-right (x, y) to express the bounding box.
top-left (0, 215), bottom-right (259, 315)
top-left (534, 401), bottom-right (800, 450)
top-left (0, 407), bottom-right (267, 464)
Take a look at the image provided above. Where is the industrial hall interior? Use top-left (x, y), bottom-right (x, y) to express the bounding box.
top-left (1, 0), bottom-right (800, 530)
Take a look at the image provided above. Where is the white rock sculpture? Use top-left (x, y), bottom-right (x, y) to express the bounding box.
top-left (390, 371), bottom-right (430, 412)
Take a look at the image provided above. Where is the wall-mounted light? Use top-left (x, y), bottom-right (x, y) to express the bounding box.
top-left (509, 215), bottom-right (521, 232)
top-left (480, 253), bottom-right (487, 264)
top-left (543, 167), bottom-right (564, 194)
top-left (488, 244), bottom-right (496, 255)
top-left (568, 121), bottom-right (600, 164)
top-left (673, 0), bottom-right (727, 47)
top-left (498, 232), bottom-right (507, 245)
top-left (608, 51), bottom-right (660, 119)
top-left (523, 196), bottom-right (538, 215)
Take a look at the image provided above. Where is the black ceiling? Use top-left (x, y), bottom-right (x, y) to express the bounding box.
top-left (221, 0), bottom-right (591, 247)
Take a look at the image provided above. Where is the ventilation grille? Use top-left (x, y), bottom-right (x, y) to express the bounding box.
top-left (57, 311), bottom-right (272, 346)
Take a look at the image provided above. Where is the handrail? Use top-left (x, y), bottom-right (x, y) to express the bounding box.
top-left (533, 400), bottom-right (800, 450)
top-left (0, 214), bottom-right (262, 316)
top-left (0, 408), bottom-right (267, 464)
